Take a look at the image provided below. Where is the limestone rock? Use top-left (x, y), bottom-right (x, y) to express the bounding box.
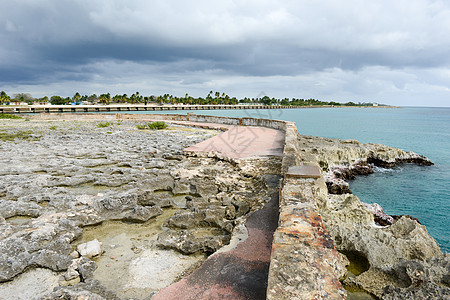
top-left (323, 195), bottom-right (441, 269)
top-left (42, 279), bottom-right (118, 300)
top-left (77, 239), bottom-right (103, 259)
top-left (320, 194), bottom-right (443, 296)
top-left (0, 219), bottom-right (81, 282)
top-left (298, 134), bottom-right (433, 195)
top-left (136, 190), bottom-right (174, 208)
top-left (93, 192), bottom-right (163, 222)
top-left (157, 229), bottom-right (231, 254)
top-left (381, 256), bottom-right (450, 299)
top-left (0, 200), bottom-right (42, 219)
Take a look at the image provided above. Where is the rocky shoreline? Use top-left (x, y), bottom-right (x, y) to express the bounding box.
top-left (0, 118), bottom-right (448, 299)
top-left (298, 134), bottom-right (449, 299)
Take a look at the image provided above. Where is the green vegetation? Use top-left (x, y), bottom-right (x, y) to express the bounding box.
top-left (96, 121), bottom-right (113, 128)
top-left (0, 130), bottom-right (39, 142)
top-left (0, 114), bottom-right (22, 119)
top-left (49, 125), bottom-right (57, 130)
top-left (0, 90), bottom-right (383, 107)
top-left (137, 121), bottom-right (168, 130)
top-left (148, 121), bottom-right (168, 130)
top-left (0, 91), bottom-right (11, 105)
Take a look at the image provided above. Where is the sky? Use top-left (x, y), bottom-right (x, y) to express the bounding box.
top-left (1, 0), bottom-right (449, 107)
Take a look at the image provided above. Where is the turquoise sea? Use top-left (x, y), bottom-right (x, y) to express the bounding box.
top-left (112, 107), bottom-right (450, 252)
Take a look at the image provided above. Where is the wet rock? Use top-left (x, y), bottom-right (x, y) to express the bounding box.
top-left (325, 176), bottom-right (352, 194)
top-left (93, 192), bottom-right (163, 222)
top-left (363, 202), bottom-right (394, 226)
top-left (136, 190), bottom-right (174, 208)
top-left (157, 229), bottom-right (231, 254)
top-left (77, 239), bottom-right (103, 259)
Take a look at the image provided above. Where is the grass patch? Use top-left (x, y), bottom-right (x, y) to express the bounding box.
top-left (97, 121), bottom-right (112, 128)
top-left (0, 130), bottom-right (40, 142)
top-left (136, 121), bottom-right (167, 130)
top-left (136, 123), bottom-right (148, 130)
top-left (148, 121), bottom-right (168, 130)
top-left (0, 114), bottom-right (22, 119)
top-left (137, 121), bottom-right (168, 130)
top-left (49, 125), bottom-right (57, 130)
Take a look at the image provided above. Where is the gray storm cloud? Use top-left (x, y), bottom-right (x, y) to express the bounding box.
top-left (0, 0), bottom-right (449, 106)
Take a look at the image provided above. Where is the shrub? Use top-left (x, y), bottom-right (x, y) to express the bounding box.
top-left (0, 130), bottom-right (38, 141)
top-left (97, 121), bottom-right (112, 128)
top-left (0, 113), bottom-right (22, 119)
top-left (148, 121), bottom-right (168, 130)
top-left (136, 123), bottom-right (148, 130)
top-left (136, 121), bottom-right (168, 130)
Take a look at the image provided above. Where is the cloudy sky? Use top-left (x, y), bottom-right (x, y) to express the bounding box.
top-left (1, 0), bottom-right (449, 106)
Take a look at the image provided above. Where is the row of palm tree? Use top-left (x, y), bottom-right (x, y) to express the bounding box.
top-left (0, 90), bottom-right (373, 106)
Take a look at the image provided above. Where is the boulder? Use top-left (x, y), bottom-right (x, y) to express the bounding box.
top-left (77, 239), bottom-right (103, 259)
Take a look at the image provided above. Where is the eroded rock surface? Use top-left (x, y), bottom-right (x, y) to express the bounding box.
top-left (0, 119), bottom-right (282, 299)
top-left (318, 182), bottom-right (446, 298)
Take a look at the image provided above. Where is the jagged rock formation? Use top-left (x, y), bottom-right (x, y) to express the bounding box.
top-left (318, 194), bottom-right (447, 297)
top-left (297, 134), bottom-right (433, 194)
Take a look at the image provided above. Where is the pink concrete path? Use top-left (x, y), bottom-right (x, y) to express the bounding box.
top-left (184, 125), bottom-right (285, 159)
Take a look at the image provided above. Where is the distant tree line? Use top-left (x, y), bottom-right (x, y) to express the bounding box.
top-left (0, 90), bottom-right (381, 107)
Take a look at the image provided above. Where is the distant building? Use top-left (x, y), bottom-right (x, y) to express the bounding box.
top-left (373, 103), bottom-right (379, 107)
top-left (9, 101), bottom-right (28, 106)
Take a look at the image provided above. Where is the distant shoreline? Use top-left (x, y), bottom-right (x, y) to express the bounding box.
top-left (0, 104), bottom-right (399, 114)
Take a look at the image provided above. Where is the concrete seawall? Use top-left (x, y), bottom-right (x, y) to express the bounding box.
top-left (29, 113), bottom-right (346, 298)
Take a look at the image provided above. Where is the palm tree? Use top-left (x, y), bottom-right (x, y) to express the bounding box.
top-left (99, 93), bottom-right (111, 105)
top-left (0, 91), bottom-right (10, 105)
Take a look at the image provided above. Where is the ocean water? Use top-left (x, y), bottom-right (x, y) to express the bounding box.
top-left (111, 107), bottom-right (450, 252)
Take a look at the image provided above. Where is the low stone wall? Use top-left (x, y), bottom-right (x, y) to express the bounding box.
top-left (266, 123), bottom-right (346, 299)
top-left (31, 113), bottom-right (289, 132)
